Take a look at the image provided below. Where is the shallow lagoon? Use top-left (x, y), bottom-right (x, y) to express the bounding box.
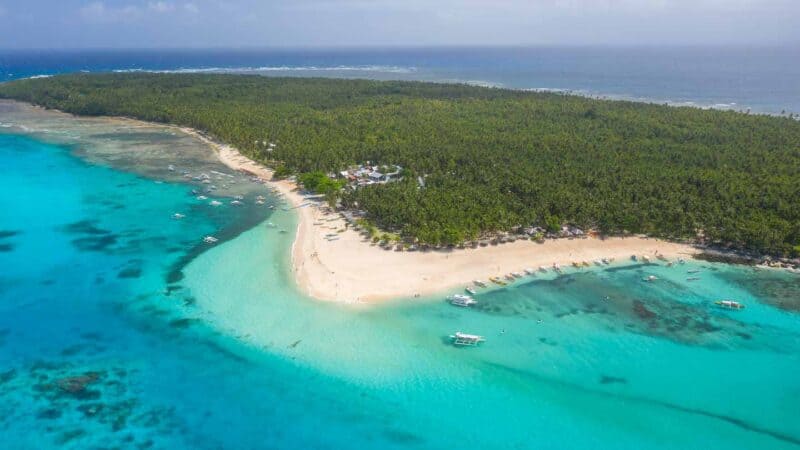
top-left (1, 103), bottom-right (799, 449)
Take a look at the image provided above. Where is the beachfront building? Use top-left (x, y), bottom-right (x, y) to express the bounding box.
top-left (337, 163), bottom-right (403, 189)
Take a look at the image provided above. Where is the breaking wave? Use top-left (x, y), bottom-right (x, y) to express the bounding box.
top-left (113, 65), bottom-right (417, 74)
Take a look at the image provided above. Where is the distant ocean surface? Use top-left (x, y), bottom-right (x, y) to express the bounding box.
top-left (1, 46), bottom-right (800, 114)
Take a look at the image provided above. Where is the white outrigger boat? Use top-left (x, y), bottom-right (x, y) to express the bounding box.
top-left (539, 266), bottom-right (548, 273)
top-left (643, 275), bottom-right (658, 282)
top-left (448, 294), bottom-right (476, 307)
top-left (465, 287), bottom-right (477, 295)
top-left (473, 280), bottom-right (487, 288)
top-left (524, 268), bottom-right (536, 275)
top-left (171, 213), bottom-right (185, 220)
top-left (209, 200), bottom-right (223, 207)
top-left (203, 236), bottom-right (218, 244)
top-left (715, 300), bottom-right (745, 310)
top-left (449, 332), bottom-right (485, 346)
top-left (512, 272), bottom-right (524, 278)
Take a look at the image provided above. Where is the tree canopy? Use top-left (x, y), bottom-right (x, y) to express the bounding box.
top-left (1, 73), bottom-right (799, 255)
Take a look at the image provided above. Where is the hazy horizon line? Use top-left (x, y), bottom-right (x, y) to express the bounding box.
top-left (2, 43), bottom-right (800, 53)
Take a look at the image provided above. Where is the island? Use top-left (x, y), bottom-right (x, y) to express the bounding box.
top-left (1, 74), bottom-right (798, 301)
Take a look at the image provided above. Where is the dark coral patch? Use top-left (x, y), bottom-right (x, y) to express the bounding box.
top-left (599, 375), bottom-right (628, 385)
top-left (37, 408), bottom-right (62, 420)
top-left (71, 234), bottom-right (119, 252)
top-left (0, 230), bottom-right (20, 239)
top-left (117, 267), bottom-right (142, 279)
top-left (61, 220), bottom-right (111, 235)
top-left (0, 368), bottom-right (16, 384)
top-left (169, 318), bottom-right (199, 329)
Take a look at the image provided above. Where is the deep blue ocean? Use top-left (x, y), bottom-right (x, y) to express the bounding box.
top-left (1, 49), bottom-right (800, 449)
top-left (1, 46), bottom-right (800, 114)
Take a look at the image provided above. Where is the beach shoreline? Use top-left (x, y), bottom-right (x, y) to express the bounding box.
top-left (1, 100), bottom-right (703, 304)
top-left (181, 127), bottom-right (701, 303)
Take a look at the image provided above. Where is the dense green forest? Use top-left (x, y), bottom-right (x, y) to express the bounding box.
top-left (1, 73), bottom-right (799, 255)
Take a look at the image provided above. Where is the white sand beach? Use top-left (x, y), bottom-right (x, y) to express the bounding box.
top-left (193, 128), bottom-right (700, 303)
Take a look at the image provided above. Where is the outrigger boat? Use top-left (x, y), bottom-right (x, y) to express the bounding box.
top-left (643, 275), bottom-right (658, 282)
top-left (171, 213), bottom-right (185, 220)
top-left (489, 277), bottom-right (506, 285)
top-left (465, 287), bottom-right (477, 295)
top-left (449, 332), bottom-right (486, 346)
top-left (539, 266), bottom-right (548, 273)
top-left (203, 236), bottom-right (218, 244)
top-left (524, 268), bottom-right (536, 275)
top-left (715, 300), bottom-right (745, 310)
top-left (473, 280), bottom-right (487, 287)
top-left (505, 274), bottom-right (516, 281)
top-left (448, 294), bottom-right (476, 307)
top-left (512, 272), bottom-right (523, 278)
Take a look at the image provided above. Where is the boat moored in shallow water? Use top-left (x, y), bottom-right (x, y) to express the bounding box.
top-left (203, 236), bottom-right (218, 244)
top-left (715, 300), bottom-right (745, 310)
top-left (450, 332), bottom-right (485, 346)
top-left (448, 294), bottom-right (476, 307)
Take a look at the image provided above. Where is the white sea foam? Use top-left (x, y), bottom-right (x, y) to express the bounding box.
top-left (113, 65), bottom-right (417, 75)
top-left (26, 74), bottom-right (52, 79)
top-left (523, 87), bottom-right (755, 114)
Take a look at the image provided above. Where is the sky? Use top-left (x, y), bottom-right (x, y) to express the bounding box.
top-left (0, 0), bottom-right (798, 49)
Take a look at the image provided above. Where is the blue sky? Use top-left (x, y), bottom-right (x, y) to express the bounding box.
top-left (0, 0), bottom-right (798, 49)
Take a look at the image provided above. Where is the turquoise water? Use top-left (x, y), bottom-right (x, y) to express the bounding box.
top-left (1, 115), bottom-right (800, 449)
